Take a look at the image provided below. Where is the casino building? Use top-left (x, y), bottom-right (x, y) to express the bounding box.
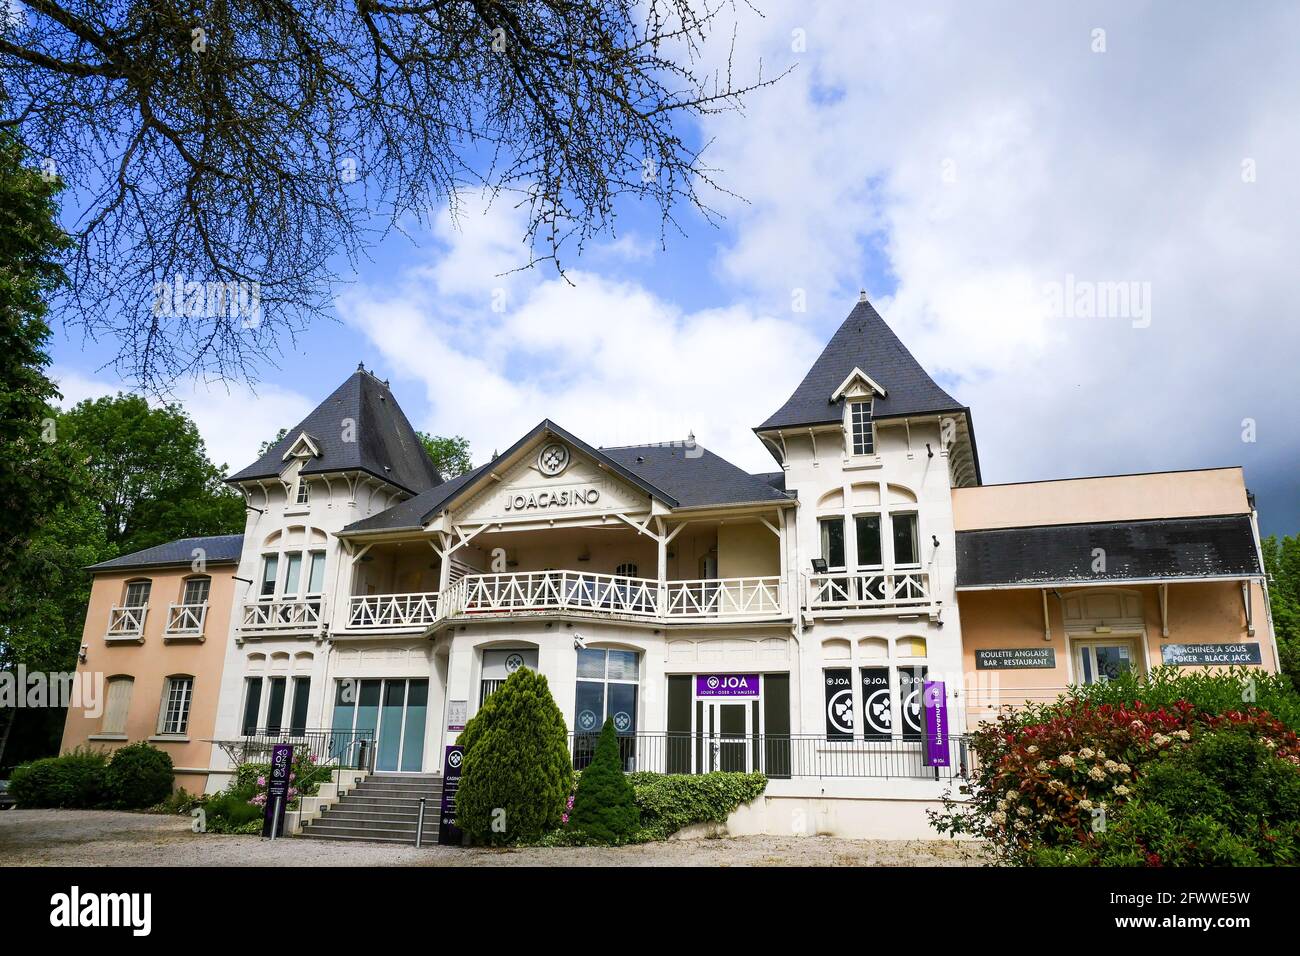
top-left (62, 294), bottom-right (1280, 837)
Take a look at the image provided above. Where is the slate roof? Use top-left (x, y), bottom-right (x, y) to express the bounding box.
top-left (87, 535), bottom-right (245, 572)
top-left (601, 445), bottom-right (791, 508)
top-left (226, 368), bottom-right (442, 495)
top-left (955, 516), bottom-right (1261, 589)
top-left (759, 298), bottom-right (967, 430)
top-left (339, 464), bottom-right (492, 534)
top-left (341, 427), bottom-right (794, 535)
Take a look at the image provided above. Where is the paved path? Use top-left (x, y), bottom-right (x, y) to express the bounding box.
top-left (0, 809), bottom-right (989, 866)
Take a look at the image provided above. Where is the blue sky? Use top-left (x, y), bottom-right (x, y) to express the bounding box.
top-left (47, 2), bottom-right (1300, 536)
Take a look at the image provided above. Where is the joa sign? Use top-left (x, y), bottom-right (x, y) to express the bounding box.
top-left (695, 673), bottom-right (760, 698)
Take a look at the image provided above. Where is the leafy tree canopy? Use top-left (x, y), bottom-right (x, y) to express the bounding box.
top-left (0, 129), bottom-right (72, 590)
top-left (417, 432), bottom-right (473, 478)
top-left (59, 394), bottom-right (245, 555)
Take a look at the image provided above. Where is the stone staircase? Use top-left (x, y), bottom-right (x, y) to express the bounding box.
top-left (298, 773), bottom-right (443, 845)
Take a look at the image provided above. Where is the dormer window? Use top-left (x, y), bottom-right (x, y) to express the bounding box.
top-left (294, 477), bottom-right (310, 505)
top-left (849, 400), bottom-right (874, 456)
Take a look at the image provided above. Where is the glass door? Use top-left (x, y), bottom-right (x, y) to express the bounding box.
top-left (707, 701), bottom-right (752, 772)
top-left (1074, 640), bottom-right (1137, 685)
top-left (331, 678), bottom-right (428, 772)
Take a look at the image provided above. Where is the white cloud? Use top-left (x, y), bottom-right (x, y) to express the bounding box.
top-left (339, 2), bottom-right (1299, 528)
top-left (695, 2), bottom-right (1300, 508)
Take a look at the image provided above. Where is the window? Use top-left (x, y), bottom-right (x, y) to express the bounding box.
top-left (241, 678), bottom-right (263, 735)
top-left (260, 555), bottom-right (279, 598)
top-left (892, 512), bottom-right (919, 566)
top-left (158, 676), bottom-right (194, 735)
top-left (123, 580), bottom-right (151, 607)
top-left (290, 677), bottom-right (311, 735)
top-left (181, 576), bottom-right (210, 606)
top-left (819, 517), bottom-right (846, 569)
top-left (294, 477), bottom-right (310, 505)
top-left (306, 551), bottom-right (326, 594)
top-left (849, 400), bottom-right (874, 455)
top-left (854, 515), bottom-right (882, 568)
top-left (101, 676), bottom-right (134, 736)
top-left (283, 553), bottom-right (303, 596)
top-left (265, 677), bottom-right (287, 735)
top-left (574, 648), bottom-right (640, 769)
top-left (614, 562), bottom-right (639, 578)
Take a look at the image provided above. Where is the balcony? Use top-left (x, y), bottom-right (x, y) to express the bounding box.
top-left (807, 570), bottom-right (936, 617)
top-left (340, 571), bottom-right (790, 631)
top-left (163, 602), bottom-right (209, 640)
top-left (347, 592), bottom-right (440, 630)
top-left (240, 597), bottom-right (325, 634)
top-left (106, 605), bottom-right (147, 641)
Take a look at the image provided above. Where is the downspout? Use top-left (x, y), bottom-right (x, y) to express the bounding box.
top-left (1247, 493), bottom-right (1281, 672)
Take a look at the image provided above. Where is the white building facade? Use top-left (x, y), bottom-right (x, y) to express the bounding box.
top-left (204, 295), bottom-right (1272, 838)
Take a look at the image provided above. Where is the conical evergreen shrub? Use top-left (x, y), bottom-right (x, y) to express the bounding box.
top-left (569, 717), bottom-right (639, 844)
top-left (454, 667), bottom-right (572, 844)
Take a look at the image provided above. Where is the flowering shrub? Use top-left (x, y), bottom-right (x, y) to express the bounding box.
top-left (240, 750), bottom-right (332, 811)
top-left (931, 670), bottom-right (1300, 865)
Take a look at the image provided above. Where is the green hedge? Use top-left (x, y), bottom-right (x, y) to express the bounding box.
top-left (9, 742), bottom-right (178, 811)
top-left (8, 748), bottom-right (109, 808)
top-left (628, 771), bottom-right (768, 842)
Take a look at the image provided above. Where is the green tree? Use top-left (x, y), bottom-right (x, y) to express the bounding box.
top-left (569, 718), bottom-right (639, 844)
top-left (455, 667), bottom-right (571, 845)
top-left (0, 129), bottom-right (72, 595)
top-left (1263, 534), bottom-right (1300, 688)
top-left (257, 427), bottom-right (289, 458)
top-left (59, 394), bottom-right (245, 555)
top-left (417, 432), bottom-right (473, 478)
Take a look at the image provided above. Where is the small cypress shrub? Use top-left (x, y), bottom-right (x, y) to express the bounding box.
top-left (569, 718), bottom-right (639, 844)
top-left (106, 742), bottom-right (174, 809)
top-left (455, 667), bottom-right (572, 844)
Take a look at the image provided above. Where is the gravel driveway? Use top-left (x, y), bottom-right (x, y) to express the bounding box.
top-left (0, 809), bottom-right (989, 866)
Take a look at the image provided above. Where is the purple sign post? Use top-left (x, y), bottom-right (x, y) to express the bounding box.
top-left (261, 743), bottom-right (294, 838)
top-left (922, 681), bottom-right (949, 768)
top-left (695, 674), bottom-right (760, 698)
top-left (438, 745), bottom-right (464, 846)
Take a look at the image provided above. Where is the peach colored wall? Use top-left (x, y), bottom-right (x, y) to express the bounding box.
top-left (952, 468), bottom-right (1251, 531)
top-left (60, 564), bottom-right (237, 792)
top-left (958, 580), bottom-right (1276, 729)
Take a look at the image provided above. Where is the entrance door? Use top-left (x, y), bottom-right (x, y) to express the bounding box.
top-left (1073, 640), bottom-right (1137, 685)
top-left (706, 701), bottom-right (752, 772)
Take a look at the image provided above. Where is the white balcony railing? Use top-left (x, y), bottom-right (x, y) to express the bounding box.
top-left (664, 577), bottom-right (786, 619)
top-left (452, 571), bottom-right (662, 618)
top-left (348, 592), bottom-right (440, 630)
top-left (807, 570), bottom-right (931, 611)
top-left (106, 604), bottom-right (147, 639)
top-left (241, 596), bottom-right (325, 632)
top-left (164, 602), bottom-right (209, 638)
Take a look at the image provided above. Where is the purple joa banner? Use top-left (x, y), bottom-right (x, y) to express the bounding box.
top-left (695, 674), bottom-right (760, 698)
top-left (261, 743), bottom-right (294, 838)
top-left (923, 680), bottom-right (950, 767)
